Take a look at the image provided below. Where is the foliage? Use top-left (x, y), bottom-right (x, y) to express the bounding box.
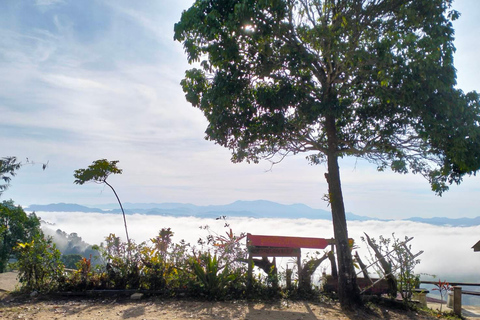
top-left (174, 0), bottom-right (480, 308)
top-left (433, 279), bottom-right (452, 312)
top-left (0, 157), bottom-right (48, 198)
top-left (7, 224), bottom-right (334, 301)
top-left (0, 157), bottom-right (22, 197)
top-left (0, 200), bottom-right (42, 272)
top-left (393, 236), bottom-right (422, 304)
top-left (198, 217), bottom-right (248, 269)
top-left (139, 229), bottom-right (193, 291)
top-left (174, 0), bottom-right (480, 192)
top-left (74, 159), bottom-right (130, 245)
top-left (300, 250), bottom-right (329, 292)
top-left (191, 252), bottom-right (243, 299)
top-left (93, 233), bottom-right (142, 289)
top-left (13, 234), bottom-right (64, 292)
top-left (73, 159), bottom-right (122, 185)
top-left (361, 233), bottom-right (422, 304)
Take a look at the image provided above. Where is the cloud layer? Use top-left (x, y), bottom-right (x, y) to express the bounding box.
top-left (39, 211), bottom-right (480, 283)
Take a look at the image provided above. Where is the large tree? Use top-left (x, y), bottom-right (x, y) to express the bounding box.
top-left (174, 0), bottom-right (480, 309)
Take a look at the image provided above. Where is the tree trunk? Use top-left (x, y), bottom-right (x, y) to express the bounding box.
top-left (299, 252), bottom-right (329, 290)
top-left (355, 251), bottom-right (371, 281)
top-left (325, 115), bottom-right (362, 310)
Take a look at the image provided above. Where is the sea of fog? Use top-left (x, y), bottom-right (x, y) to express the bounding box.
top-left (38, 211), bottom-right (480, 305)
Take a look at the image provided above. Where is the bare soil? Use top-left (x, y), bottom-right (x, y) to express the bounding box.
top-left (0, 272), bottom-right (458, 320)
top-left (1, 296), bottom-right (448, 320)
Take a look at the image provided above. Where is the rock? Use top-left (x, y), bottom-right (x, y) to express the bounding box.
top-left (130, 293), bottom-right (144, 300)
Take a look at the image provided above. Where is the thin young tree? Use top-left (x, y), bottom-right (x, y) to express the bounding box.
top-left (174, 0), bottom-right (480, 309)
top-left (74, 159), bottom-right (130, 246)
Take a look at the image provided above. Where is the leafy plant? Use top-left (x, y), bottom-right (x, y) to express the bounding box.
top-left (14, 234), bottom-right (64, 292)
top-left (0, 157), bottom-right (48, 198)
top-left (393, 236), bottom-right (422, 304)
top-left (0, 157), bottom-right (22, 197)
top-left (433, 279), bottom-right (452, 312)
top-left (93, 233), bottom-right (142, 289)
top-left (191, 252), bottom-right (236, 299)
top-left (361, 233), bottom-right (422, 304)
top-left (199, 217), bottom-right (247, 270)
top-left (139, 228), bottom-right (186, 291)
top-left (0, 200), bottom-right (42, 272)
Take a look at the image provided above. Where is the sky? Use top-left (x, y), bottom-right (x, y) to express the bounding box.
top-left (1, 0), bottom-right (480, 220)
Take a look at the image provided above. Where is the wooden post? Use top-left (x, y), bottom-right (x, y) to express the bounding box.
top-left (286, 268), bottom-right (292, 290)
top-left (453, 286), bottom-right (462, 316)
top-left (247, 251), bottom-right (253, 290)
top-left (297, 251), bottom-right (302, 285)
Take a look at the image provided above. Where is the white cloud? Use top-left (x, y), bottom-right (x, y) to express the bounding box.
top-left (38, 212), bottom-right (480, 282)
top-left (35, 0), bottom-right (65, 6)
top-left (41, 73), bottom-right (108, 90)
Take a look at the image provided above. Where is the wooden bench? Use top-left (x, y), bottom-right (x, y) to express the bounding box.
top-left (246, 234), bottom-right (335, 286)
top-left (246, 234), bottom-right (392, 295)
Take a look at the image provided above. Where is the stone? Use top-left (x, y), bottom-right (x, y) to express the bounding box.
top-left (130, 293), bottom-right (144, 300)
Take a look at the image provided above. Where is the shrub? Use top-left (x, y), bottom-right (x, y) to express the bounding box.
top-left (361, 233), bottom-right (422, 304)
top-left (191, 252), bottom-right (238, 299)
top-left (93, 233), bottom-right (142, 289)
top-left (14, 234), bottom-right (64, 292)
top-left (0, 200), bottom-right (42, 272)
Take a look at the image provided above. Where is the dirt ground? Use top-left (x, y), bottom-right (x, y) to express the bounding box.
top-left (1, 296), bottom-right (447, 320)
top-left (0, 272), bottom-right (469, 320)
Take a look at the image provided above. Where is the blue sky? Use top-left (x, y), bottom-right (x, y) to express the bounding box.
top-left (1, 0), bottom-right (479, 219)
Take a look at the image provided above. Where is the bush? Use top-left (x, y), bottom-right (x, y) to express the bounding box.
top-left (14, 234), bottom-right (64, 292)
top-left (93, 233), bottom-right (142, 289)
top-left (191, 252), bottom-right (237, 299)
top-left (51, 225), bottom-right (326, 301)
top-left (361, 233), bottom-right (422, 305)
top-left (0, 200), bottom-right (42, 272)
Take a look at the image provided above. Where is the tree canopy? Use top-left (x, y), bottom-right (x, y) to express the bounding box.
top-left (174, 0), bottom-right (480, 309)
top-left (0, 157), bottom-right (22, 198)
top-left (175, 0), bottom-right (480, 193)
top-left (73, 159), bottom-right (123, 185)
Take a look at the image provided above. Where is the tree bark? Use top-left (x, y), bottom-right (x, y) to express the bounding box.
top-left (104, 180), bottom-right (130, 246)
top-left (355, 251), bottom-right (371, 281)
top-left (328, 251), bottom-right (338, 278)
top-left (325, 115), bottom-right (362, 310)
top-left (299, 252), bottom-right (328, 290)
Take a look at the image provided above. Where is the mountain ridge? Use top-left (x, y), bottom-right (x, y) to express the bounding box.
top-left (27, 201), bottom-right (369, 221)
top-left (26, 201), bottom-right (480, 227)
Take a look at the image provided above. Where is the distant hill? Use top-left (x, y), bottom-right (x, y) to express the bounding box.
top-left (27, 200), bottom-right (373, 221)
top-left (28, 203), bottom-right (104, 213)
top-left (26, 200), bottom-right (480, 226)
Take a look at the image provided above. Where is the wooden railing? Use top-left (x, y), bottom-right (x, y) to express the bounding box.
top-left (420, 280), bottom-right (480, 296)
